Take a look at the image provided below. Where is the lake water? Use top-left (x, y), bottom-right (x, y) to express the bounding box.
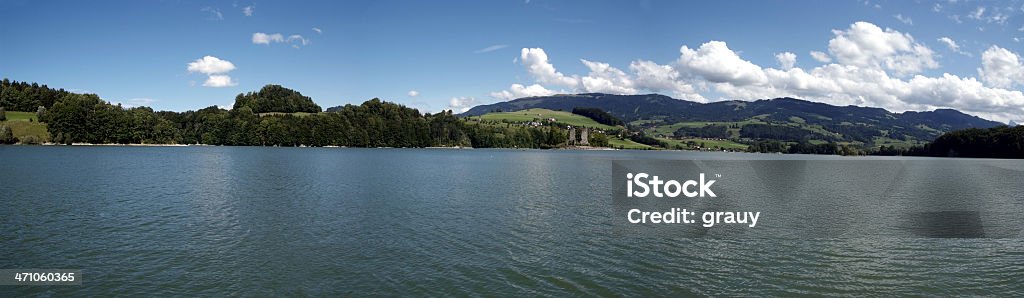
top-left (1, 147), bottom-right (1022, 296)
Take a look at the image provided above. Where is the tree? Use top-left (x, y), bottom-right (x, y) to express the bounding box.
top-left (36, 106), bottom-right (46, 120)
top-left (0, 107), bottom-right (6, 121)
top-left (0, 124), bottom-right (14, 144)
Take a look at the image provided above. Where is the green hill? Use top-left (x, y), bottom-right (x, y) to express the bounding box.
top-left (473, 108), bottom-right (619, 130)
top-left (0, 111), bottom-right (49, 143)
top-left (233, 84), bottom-right (322, 113)
top-left (462, 93), bottom-right (1002, 145)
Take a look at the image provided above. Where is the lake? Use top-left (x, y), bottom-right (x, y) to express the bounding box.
top-left (1, 147), bottom-right (1022, 296)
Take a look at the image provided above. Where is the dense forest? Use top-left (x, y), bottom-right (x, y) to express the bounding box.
top-left (0, 79), bottom-right (72, 111)
top-left (673, 125), bottom-right (729, 139)
top-left (0, 80), bottom-right (585, 148)
top-left (740, 124), bottom-right (834, 142)
top-left (571, 107), bottom-right (624, 126)
top-left (919, 125), bottom-right (1024, 158)
top-left (233, 84), bottom-right (322, 113)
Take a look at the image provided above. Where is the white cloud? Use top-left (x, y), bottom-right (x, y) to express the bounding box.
top-left (445, 96), bottom-right (477, 113)
top-left (490, 84), bottom-right (557, 100)
top-left (937, 37), bottom-right (970, 56)
top-left (313, 27), bottom-right (322, 34)
top-left (894, 14), bottom-right (913, 25)
top-left (775, 52), bottom-right (797, 70)
top-left (677, 41), bottom-right (767, 86)
top-left (969, 6), bottom-right (986, 20)
top-left (252, 32), bottom-right (284, 44)
top-left (187, 56), bottom-right (237, 88)
top-left (826, 21), bottom-right (937, 76)
top-left (979, 45), bottom-right (1024, 88)
top-left (629, 60), bottom-right (704, 100)
top-left (809, 51), bottom-right (832, 63)
top-left (203, 75), bottom-right (237, 87)
top-left (408, 90), bottom-right (420, 97)
top-left (474, 44), bottom-right (509, 54)
top-left (242, 5), bottom-right (254, 16)
top-left (288, 35), bottom-right (310, 46)
top-left (252, 32), bottom-right (309, 47)
top-left (580, 59), bottom-right (636, 94)
top-left (520, 48), bottom-right (579, 87)
top-left (487, 23), bottom-right (1024, 122)
top-left (201, 7), bottom-right (223, 20)
top-left (187, 56), bottom-right (235, 74)
top-left (967, 6), bottom-right (1009, 24)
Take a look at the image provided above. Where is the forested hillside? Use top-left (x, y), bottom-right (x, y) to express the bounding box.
top-left (462, 93), bottom-right (1001, 144)
top-left (0, 80), bottom-right (590, 147)
top-left (233, 84), bottom-right (321, 113)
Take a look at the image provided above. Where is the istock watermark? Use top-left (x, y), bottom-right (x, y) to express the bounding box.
top-left (612, 160), bottom-right (1024, 238)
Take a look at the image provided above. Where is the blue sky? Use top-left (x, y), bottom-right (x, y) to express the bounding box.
top-left (2, 0), bottom-right (1024, 122)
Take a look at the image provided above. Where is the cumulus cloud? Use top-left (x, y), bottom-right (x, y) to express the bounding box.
top-left (809, 51), bottom-right (832, 63)
top-left (580, 59), bottom-right (636, 94)
top-left (203, 75), bottom-right (237, 87)
top-left (242, 5), bottom-right (254, 16)
top-left (187, 56), bottom-right (237, 88)
top-left (489, 84), bottom-right (557, 100)
top-left (445, 97), bottom-right (478, 113)
top-left (520, 48), bottom-right (579, 87)
top-left (252, 32), bottom-right (310, 47)
top-left (827, 21), bottom-right (937, 76)
top-left (488, 22), bottom-right (1024, 122)
top-left (775, 52), bottom-right (796, 70)
top-left (629, 60), bottom-right (705, 100)
top-left (494, 48), bottom-right (708, 101)
top-left (677, 41), bottom-right (767, 86)
top-left (187, 56), bottom-right (235, 74)
top-left (408, 90), bottom-right (420, 97)
top-left (979, 45), bottom-right (1024, 89)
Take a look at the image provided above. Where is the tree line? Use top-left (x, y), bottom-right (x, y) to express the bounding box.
top-left (0, 79), bottom-right (71, 112)
top-left (13, 82), bottom-right (587, 148)
top-left (571, 107), bottom-right (624, 126)
top-left (674, 125), bottom-right (729, 139)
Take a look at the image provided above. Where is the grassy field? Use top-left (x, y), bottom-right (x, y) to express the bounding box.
top-left (658, 137), bottom-right (749, 151)
top-left (475, 108), bottom-right (619, 130)
top-left (871, 136), bottom-right (925, 148)
top-left (4, 111), bottom-right (39, 121)
top-left (1, 111), bottom-right (50, 143)
top-left (607, 137), bottom-right (654, 149)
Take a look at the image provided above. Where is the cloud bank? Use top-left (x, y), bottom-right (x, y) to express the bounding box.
top-left (491, 21), bottom-right (1024, 122)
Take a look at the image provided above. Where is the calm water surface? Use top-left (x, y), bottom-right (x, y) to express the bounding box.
top-left (0, 147), bottom-right (1022, 296)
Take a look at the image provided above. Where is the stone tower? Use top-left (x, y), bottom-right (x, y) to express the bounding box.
top-left (567, 126), bottom-right (576, 145)
top-left (580, 128), bottom-right (589, 146)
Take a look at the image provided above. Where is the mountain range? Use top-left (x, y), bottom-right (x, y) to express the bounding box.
top-left (462, 93), bottom-right (1002, 144)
